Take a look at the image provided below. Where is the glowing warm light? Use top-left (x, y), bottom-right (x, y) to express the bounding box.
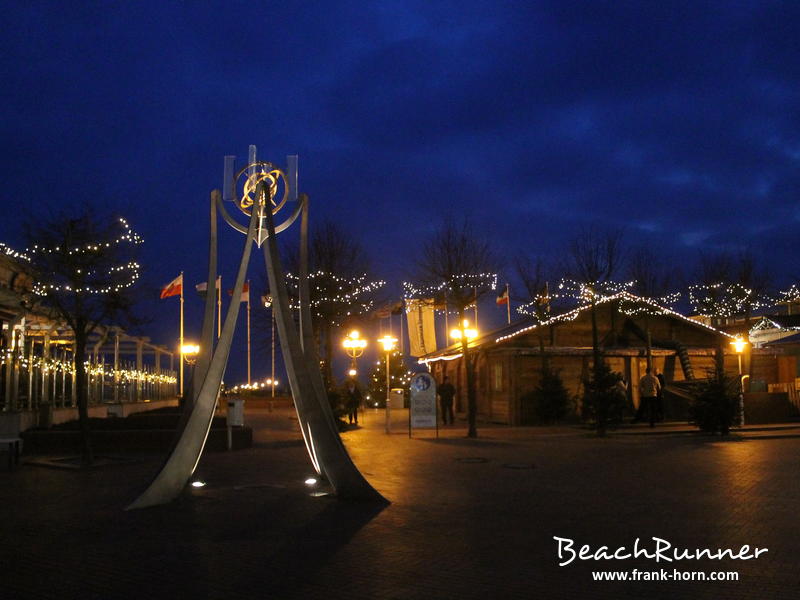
top-left (191, 481), bottom-right (206, 488)
top-left (378, 335), bottom-right (398, 352)
top-left (450, 319), bottom-right (478, 341)
top-left (343, 330), bottom-right (368, 355)
top-left (348, 368), bottom-right (357, 377)
top-left (181, 343), bottom-right (200, 356)
top-left (731, 337), bottom-right (747, 353)
top-left (304, 477), bottom-right (317, 486)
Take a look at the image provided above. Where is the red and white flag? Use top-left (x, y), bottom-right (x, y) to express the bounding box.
top-left (160, 274), bottom-right (183, 299)
top-left (227, 281), bottom-right (250, 303)
top-left (496, 286), bottom-right (509, 306)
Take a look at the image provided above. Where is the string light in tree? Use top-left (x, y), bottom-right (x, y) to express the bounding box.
top-left (777, 285), bottom-right (800, 305)
top-left (26, 218), bottom-right (143, 256)
top-left (27, 217), bottom-right (143, 297)
top-left (403, 273), bottom-right (497, 314)
top-left (516, 278), bottom-right (634, 318)
top-left (403, 273), bottom-right (498, 299)
top-left (285, 270), bottom-right (385, 325)
top-left (688, 283), bottom-right (773, 318)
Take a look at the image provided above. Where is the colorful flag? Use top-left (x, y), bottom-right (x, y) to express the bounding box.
top-left (160, 274), bottom-right (183, 299)
top-left (197, 276), bottom-right (222, 299)
top-left (496, 286), bottom-right (509, 306)
top-left (227, 281), bottom-right (250, 302)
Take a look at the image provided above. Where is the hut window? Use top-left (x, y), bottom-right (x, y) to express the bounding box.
top-left (492, 362), bottom-right (503, 392)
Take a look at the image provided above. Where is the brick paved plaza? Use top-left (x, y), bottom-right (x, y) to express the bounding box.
top-left (2, 408), bottom-right (799, 599)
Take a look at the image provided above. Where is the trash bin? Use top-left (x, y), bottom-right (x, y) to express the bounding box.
top-left (388, 388), bottom-right (405, 410)
top-left (227, 398), bottom-right (245, 427)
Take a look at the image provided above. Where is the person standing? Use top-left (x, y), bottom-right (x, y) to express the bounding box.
top-left (639, 367), bottom-right (661, 428)
top-left (656, 371), bottom-right (666, 422)
top-left (344, 380), bottom-right (362, 425)
top-left (438, 376), bottom-right (456, 425)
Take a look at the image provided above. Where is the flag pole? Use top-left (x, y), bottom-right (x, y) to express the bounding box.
top-left (271, 306), bottom-right (275, 398)
top-left (443, 290), bottom-right (449, 337)
top-left (246, 280), bottom-right (251, 386)
top-left (400, 308), bottom-right (405, 355)
top-left (506, 283), bottom-right (511, 324)
top-left (473, 287), bottom-right (478, 327)
top-left (179, 271), bottom-right (184, 398)
top-left (216, 275), bottom-right (222, 340)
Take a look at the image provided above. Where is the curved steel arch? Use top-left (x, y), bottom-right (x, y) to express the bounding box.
top-left (261, 191), bottom-right (386, 502)
top-left (127, 163), bottom-right (386, 509)
top-left (126, 192), bottom-right (259, 510)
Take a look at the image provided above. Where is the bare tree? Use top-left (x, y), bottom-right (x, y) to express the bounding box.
top-left (628, 246), bottom-right (681, 368)
top-left (690, 250), bottom-right (772, 331)
top-left (415, 219), bottom-right (499, 438)
top-left (24, 208), bottom-right (142, 465)
top-left (566, 227), bottom-right (625, 434)
top-left (277, 219), bottom-right (384, 388)
top-left (514, 255), bottom-right (553, 367)
top-left (566, 227), bottom-right (625, 366)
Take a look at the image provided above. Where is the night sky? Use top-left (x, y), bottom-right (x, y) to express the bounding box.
top-left (2, 1), bottom-right (799, 383)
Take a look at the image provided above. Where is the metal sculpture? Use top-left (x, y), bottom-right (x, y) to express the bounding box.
top-left (128, 156), bottom-right (385, 510)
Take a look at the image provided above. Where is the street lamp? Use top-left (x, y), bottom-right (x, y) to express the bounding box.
top-left (180, 343), bottom-right (200, 401)
top-left (181, 343), bottom-right (200, 366)
top-left (342, 330), bottom-right (367, 377)
top-left (378, 334), bottom-right (398, 433)
top-left (731, 336), bottom-right (748, 426)
top-left (450, 319), bottom-right (478, 342)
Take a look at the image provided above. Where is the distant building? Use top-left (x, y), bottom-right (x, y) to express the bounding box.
top-left (1, 243), bottom-right (177, 435)
top-left (419, 292), bottom-right (798, 425)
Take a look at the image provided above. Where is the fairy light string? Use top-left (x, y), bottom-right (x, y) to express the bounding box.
top-left (688, 283), bottom-right (773, 318)
top-left (26, 217), bottom-right (143, 296)
top-left (285, 270), bottom-right (385, 325)
top-left (402, 273), bottom-right (497, 314)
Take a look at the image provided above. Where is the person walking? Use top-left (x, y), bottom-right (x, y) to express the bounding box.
top-left (438, 376), bottom-right (456, 425)
top-left (639, 367), bottom-right (661, 427)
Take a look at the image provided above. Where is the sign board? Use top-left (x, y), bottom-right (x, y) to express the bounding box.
top-left (410, 373), bottom-right (437, 430)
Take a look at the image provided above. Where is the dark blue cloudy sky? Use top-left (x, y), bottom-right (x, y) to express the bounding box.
top-left (2, 1), bottom-right (799, 382)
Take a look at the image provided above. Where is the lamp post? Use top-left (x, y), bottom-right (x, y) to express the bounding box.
top-left (449, 319), bottom-right (477, 430)
top-left (180, 343), bottom-right (200, 401)
top-left (181, 343), bottom-right (200, 366)
top-left (731, 336), bottom-right (747, 426)
top-left (342, 330), bottom-right (367, 377)
top-left (378, 335), bottom-right (398, 433)
top-left (450, 319), bottom-right (478, 343)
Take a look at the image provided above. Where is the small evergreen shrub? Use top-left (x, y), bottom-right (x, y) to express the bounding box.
top-left (582, 359), bottom-right (626, 433)
top-left (690, 370), bottom-right (738, 435)
top-left (522, 364), bottom-right (573, 424)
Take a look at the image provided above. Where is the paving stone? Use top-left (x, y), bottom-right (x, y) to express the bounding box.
top-left (0, 407), bottom-right (797, 599)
